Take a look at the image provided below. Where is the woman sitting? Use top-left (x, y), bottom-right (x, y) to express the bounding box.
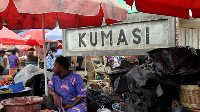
top-left (48, 56), bottom-right (87, 112)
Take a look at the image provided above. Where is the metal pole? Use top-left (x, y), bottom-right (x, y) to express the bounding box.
top-left (42, 14), bottom-right (48, 96)
top-left (85, 56), bottom-right (87, 76)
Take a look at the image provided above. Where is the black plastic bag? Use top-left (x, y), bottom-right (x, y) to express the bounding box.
top-left (113, 75), bottom-right (129, 94)
top-left (147, 47), bottom-right (200, 75)
top-left (25, 74), bottom-right (45, 96)
top-left (86, 89), bottom-right (112, 112)
top-left (123, 92), bottom-right (149, 112)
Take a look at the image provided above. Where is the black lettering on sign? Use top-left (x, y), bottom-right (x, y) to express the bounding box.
top-left (117, 29), bottom-right (128, 45)
top-left (101, 30), bottom-right (112, 46)
top-left (146, 27), bottom-right (149, 44)
top-left (90, 32), bottom-right (97, 46)
top-left (132, 28), bottom-right (141, 44)
top-left (79, 33), bottom-right (86, 47)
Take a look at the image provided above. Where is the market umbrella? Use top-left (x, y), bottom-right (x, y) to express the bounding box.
top-left (45, 26), bottom-right (62, 40)
top-left (124, 0), bottom-right (200, 19)
top-left (0, 0), bottom-right (128, 96)
top-left (15, 45), bottom-right (35, 51)
top-left (20, 30), bottom-right (49, 47)
top-left (0, 45), bottom-right (34, 51)
top-left (0, 0), bottom-right (128, 30)
top-left (0, 45), bottom-right (9, 50)
top-left (18, 29), bottom-right (51, 36)
top-left (5, 45), bottom-right (20, 53)
top-left (0, 26), bottom-right (25, 45)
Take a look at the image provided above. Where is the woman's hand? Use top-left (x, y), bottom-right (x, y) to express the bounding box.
top-left (53, 93), bottom-right (61, 107)
top-left (62, 102), bottom-right (73, 110)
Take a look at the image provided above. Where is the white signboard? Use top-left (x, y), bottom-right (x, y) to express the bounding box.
top-left (63, 15), bottom-right (175, 56)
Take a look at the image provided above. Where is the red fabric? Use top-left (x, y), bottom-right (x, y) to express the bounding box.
top-left (0, 26), bottom-right (25, 45)
top-left (135, 0), bottom-right (194, 19)
top-left (0, 0), bottom-right (127, 30)
top-left (57, 12), bottom-right (103, 29)
top-left (0, 0), bottom-right (12, 30)
top-left (191, 0), bottom-right (200, 18)
top-left (124, 0), bottom-right (134, 6)
top-left (20, 30), bottom-right (49, 46)
top-left (13, 0), bottom-right (127, 21)
top-left (5, 2), bottom-right (57, 30)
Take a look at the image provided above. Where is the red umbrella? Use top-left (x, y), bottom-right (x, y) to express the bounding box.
top-left (20, 30), bottom-right (49, 47)
top-left (15, 45), bottom-right (35, 51)
top-left (124, 0), bottom-right (200, 19)
top-left (20, 30), bottom-right (62, 49)
top-left (0, 26), bottom-right (25, 45)
top-left (0, 0), bottom-right (128, 30)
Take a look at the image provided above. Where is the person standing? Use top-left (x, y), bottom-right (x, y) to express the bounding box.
top-left (106, 56), bottom-right (120, 72)
top-left (48, 56), bottom-right (87, 112)
top-left (46, 41), bottom-right (56, 71)
top-left (8, 50), bottom-right (19, 76)
top-left (0, 50), bottom-right (9, 75)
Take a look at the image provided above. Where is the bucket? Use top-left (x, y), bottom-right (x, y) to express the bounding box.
top-left (1, 96), bottom-right (43, 112)
top-left (9, 82), bottom-right (24, 92)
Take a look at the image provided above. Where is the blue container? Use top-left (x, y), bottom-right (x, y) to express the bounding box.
top-left (9, 82), bottom-right (24, 92)
top-left (0, 87), bottom-right (33, 101)
top-left (25, 62), bottom-right (38, 67)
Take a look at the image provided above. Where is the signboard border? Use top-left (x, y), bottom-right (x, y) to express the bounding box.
top-left (63, 13), bottom-right (176, 56)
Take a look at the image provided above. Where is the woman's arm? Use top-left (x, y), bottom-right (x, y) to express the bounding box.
top-left (3, 57), bottom-right (7, 69)
top-left (63, 97), bottom-right (84, 109)
top-left (48, 87), bottom-right (61, 107)
top-left (17, 59), bottom-right (19, 68)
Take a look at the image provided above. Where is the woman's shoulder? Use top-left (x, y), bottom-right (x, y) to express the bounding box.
top-left (71, 72), bottom-right (82, 78)
top-left (52, 73), bottom-right (59, 78)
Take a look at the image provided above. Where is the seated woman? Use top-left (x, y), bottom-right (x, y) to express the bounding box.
top-left (48, 56), bottom-right (87, 112)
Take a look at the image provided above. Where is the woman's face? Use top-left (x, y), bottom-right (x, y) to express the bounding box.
top-left (53, 61), bottom-right (61, 74)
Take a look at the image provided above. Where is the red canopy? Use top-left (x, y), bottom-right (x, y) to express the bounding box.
top-left (0, 0), bottom-right (128, 30)
top-left (0, 26), bottom-right (25, 45)
top-left (124, 0), bottom-right (200, 19)
top-left (191, 0), bottom-right (200, 18)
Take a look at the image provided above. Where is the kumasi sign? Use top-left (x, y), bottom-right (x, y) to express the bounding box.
top-left (63, 14), bottom-right (175, 56)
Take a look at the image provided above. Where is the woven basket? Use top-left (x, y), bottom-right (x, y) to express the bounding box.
top-left (179, 85), bottom-right (200, 109)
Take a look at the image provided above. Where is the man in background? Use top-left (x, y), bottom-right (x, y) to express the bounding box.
top-left (0, 50), bottom-right (9, 75)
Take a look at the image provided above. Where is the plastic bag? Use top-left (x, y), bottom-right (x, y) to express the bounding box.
top-left (97, 107), bottom-right (111, 112)
top-left (86, 89), bottom-right (112, 112)
top-left (14, 64), bottom-right (53, 85)
top-left (147, 46), bottom-right (200, 75)
top-left (123, 93), bottom-right (149, 112)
